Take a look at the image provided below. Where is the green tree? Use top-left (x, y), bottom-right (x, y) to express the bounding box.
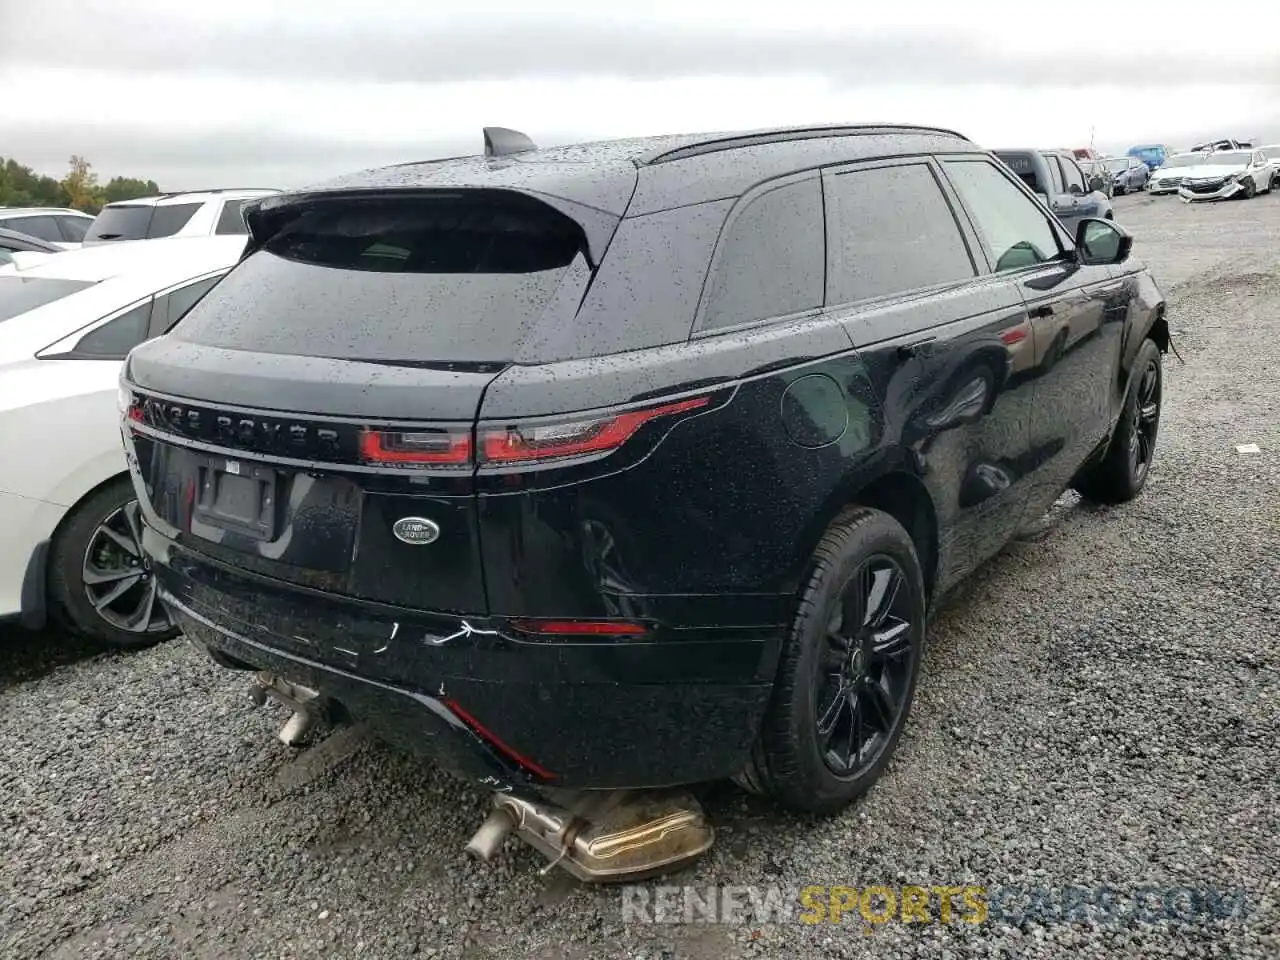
top-left (0, 157), bottom-right (64, 207)
top-left (102, 176), bottom-right (161, 204)
top-left (60, 155), bottom-right (100, 213)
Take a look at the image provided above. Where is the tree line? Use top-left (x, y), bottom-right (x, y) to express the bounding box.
top-left (0, 156), bottom-right (161, 215)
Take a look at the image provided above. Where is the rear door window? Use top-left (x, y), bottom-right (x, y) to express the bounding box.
top-left (700, 176), bottom-right (823, 330)
top-left (173, 193), bottom-right (592, 363)
top-left (149, 274), bottom-right (223, 336)
top-left (147, 203), bottom-right (201, 238)
top-left (823, 162), bottom-right (977, 304)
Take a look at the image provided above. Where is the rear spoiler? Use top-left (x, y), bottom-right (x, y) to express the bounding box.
top-left (240, 188), bottom-right (619, 267)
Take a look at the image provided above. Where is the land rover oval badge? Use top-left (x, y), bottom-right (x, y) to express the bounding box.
top-left (392, 517), bottom-right (440, 545)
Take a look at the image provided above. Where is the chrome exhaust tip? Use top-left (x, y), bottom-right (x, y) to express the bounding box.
top-left (467, 789), bottom-right (714, 882)
top-left (249, 672), bottom-right (321, 746)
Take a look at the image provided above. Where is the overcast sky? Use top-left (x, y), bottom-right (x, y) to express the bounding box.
top-left (2, 0), bottom-right (1277, 190)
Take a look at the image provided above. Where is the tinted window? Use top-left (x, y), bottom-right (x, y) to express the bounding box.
top-left (825, 163), bottom-right (975, 303)
top-left (943, 160), bottom-right (1063, 272)
top-left (84, 205), bottom-right (153, 242)
top-left (214, 200), bottom-right (249, 235)
top-left (174, 194), bottom-right (590, 362)
top-left (5, 216), bottom-right (62, 243)
top-left (57, 216), bottom-right (90, 242)
top-left (994, 153), bottom-right (1041, 193)
top-left (148, 203), bottom-right (200, 238)
top-left (0, 277), bottom-right (94, 322)
top-left (702, 178), bottom-right (822, 329)
top-left (1059, 157), bottom-right (1087, 193)
top-left (152, 274), bottom-right (222, 335)
top-left (69, 301), bottom-right (152, 357)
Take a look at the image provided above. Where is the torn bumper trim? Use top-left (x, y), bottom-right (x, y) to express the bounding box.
top-left (1178, 181), bottom-right (1244, 202)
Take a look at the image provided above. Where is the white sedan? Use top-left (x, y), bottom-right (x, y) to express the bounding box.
top-left (0, 236), bottom-right (247, 645)
top-left (1176, 149), bottom-right (1274, 202)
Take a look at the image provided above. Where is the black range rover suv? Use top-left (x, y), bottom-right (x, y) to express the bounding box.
top-left (122, 124), bottom-right (1167, 814)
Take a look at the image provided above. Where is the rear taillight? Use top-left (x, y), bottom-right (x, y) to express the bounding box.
top-left (480, 396), bottom-right (709, 465)
top-left (359, 428), bottom-right (472, 466)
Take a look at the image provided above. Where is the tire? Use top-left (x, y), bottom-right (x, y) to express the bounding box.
top-left (1075, 339), bottom-right (1163, 505)
top-left (1242, 178), bottom-right (1256, 199)
top-left (1115, 185), bottom-right (1125, 196)
top-left (739, 506), bottom-right (926, 814)
top-left (47, 477), bottom-right (177, 648)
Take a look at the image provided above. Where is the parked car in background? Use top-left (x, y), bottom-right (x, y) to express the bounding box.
top-left (1071, 147), bottom-right (1100, 161)
top-left (83, 189), bottom-right (279, 245)
top-left (1147, 153), bottom-right (1210, 195)
top-left (1085, 160), bottom-right (1116, 198)
top-left (1189, 138), bottom-right (1254, 153)
top-left (1104, 156), bottom-right (1150, 195)
top-left (1126, 144), bottom-right (1172, 171)
top-left (0, 208), bottom-right (95, 249)
top-left (1258, 145), bottom-right (1280, 190)
top-left (994, 148), bottom-right (1114, 229)
top-left (0, 226), bottom-right (62, 270)
top-left (1177, 149), bottom-right (1273, 202)
top-left (121, 124), bottom-right (1167, 828)
top-left (0, 236), bottom-right (246, 645)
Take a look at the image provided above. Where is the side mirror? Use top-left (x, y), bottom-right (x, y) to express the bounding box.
top-left (1075, 217), bottom-right (1132, 265)
top-left (1068, 183), bottom-right (1083, 196)
top-left (1088, 176), bottom-right (1104, 192)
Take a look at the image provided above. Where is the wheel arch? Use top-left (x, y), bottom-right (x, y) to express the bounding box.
top-left (47, 469), bottom-right (132, 556)
top-left (796, 459), bottom-right (940, 604)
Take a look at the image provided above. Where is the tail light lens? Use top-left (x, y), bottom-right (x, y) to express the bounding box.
top-left (480, 396), bottom-right (709, 465)
top-left (360, 428), bottom-right (472, 465)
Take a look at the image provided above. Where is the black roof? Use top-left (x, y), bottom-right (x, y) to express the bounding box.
top-left (287, 124), bottom-right (977, 218)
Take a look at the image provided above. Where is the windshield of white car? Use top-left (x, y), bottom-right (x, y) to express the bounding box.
top-left (1161, 155), bottom-right (1205, 168)
top-left (0, 277), bottom-right (95, 322)
top-left (1206, 152), bottom-right (1250, 166)
top-left (1105, 158), bottom-right (1130, 172)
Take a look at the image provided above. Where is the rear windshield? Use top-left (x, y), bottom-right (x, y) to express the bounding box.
top-left (0, 277), bottom-right (94, 322)
top-left (172, 193), bottom-right (589, 363)
top-left (84, 202), bottom-right (200, 241)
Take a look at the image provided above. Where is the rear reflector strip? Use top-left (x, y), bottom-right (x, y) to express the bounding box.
top-left (443, 698), bottom-right (555, 780)
top-left (511, 619), bottom-right (649, 637)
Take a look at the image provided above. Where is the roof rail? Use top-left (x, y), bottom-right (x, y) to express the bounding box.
top-left (483, 127), bottom-right (537, 157)
top-left (643, 124), bottom-right (970, 165)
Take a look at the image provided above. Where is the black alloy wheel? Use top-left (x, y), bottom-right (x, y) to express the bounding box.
top-left (739, 506), bottom-right (926, 814)
top-left (815, 556), bottom-right (916, 776)
top-left (1127, 355), bottom-right (1161, 487)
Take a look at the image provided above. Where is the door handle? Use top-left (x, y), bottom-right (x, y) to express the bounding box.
top-left (896, 338), bottom-right (935, 360)
top-left (1029, 305), bottom-right (1054, 318)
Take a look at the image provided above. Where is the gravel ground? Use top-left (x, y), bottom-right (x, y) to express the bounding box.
top-left (2, 191), bottom-right (1278, 960)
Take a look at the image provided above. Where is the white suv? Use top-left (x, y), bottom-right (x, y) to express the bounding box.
top-left (82, 189), bottom-right (278, 245)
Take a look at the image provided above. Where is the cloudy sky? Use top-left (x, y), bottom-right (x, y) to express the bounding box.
top-left (2, 0), bottom-right (1277, 190)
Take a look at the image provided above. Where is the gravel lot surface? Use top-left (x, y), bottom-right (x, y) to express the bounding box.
top-left (2, 192), bottom-right (1277, 960)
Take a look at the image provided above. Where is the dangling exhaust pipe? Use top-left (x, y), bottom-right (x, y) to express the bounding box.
top-left (464, 788), bottom-right (714, 882)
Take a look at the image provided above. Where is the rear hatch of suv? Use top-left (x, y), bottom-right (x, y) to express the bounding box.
top-left (124, 189), bottom-right (606, 618)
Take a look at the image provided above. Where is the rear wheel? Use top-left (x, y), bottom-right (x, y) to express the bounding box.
top-left (1242, 178), bottom-right (1257, 199)
top-left (1075, 339), bottom-right (1163, 505)
top-left (739, 507), bottom-right (925, 814)
top-left (48, 477), bottom-right (177, 648)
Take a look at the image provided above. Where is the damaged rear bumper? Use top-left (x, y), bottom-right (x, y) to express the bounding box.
top-left (147, 528), bottom-right (780, 791)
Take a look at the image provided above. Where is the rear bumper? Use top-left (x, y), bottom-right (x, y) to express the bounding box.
top-left (146, 527), bottom-right (781, 790)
